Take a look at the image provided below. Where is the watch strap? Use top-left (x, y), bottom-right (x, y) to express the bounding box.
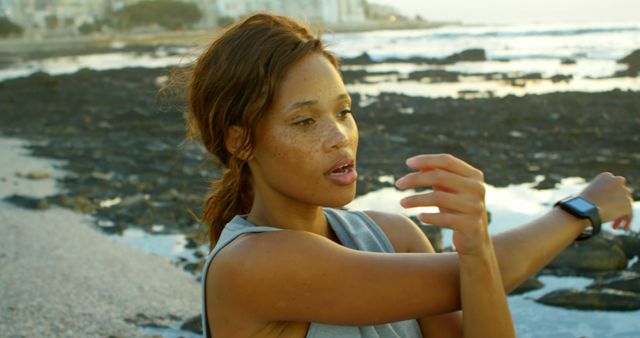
top-left (555, 196), bottom-right (602, 241)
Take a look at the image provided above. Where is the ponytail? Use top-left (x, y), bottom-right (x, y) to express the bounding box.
top-left (179, 13), bottom-right (339, 250)
top-left (202, 157), bottom-right (253, 249)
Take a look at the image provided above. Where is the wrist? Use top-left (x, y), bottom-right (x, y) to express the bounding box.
top-left (554, 195), bottom-right (602, 241)
top-left (458, 239), bottom-right (496, 261)
top-left (550, 204), bottom-right (594, 242)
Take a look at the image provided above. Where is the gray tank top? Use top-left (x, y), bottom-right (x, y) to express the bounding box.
top-left (201, 207), bottom-right (423, 338)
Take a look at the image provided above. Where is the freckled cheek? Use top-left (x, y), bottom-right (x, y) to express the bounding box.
top-left (268, 132), bottom-right (319, 170)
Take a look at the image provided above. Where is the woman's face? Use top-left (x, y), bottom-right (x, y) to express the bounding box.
top-left (248, 52), bottom-right (359, 208)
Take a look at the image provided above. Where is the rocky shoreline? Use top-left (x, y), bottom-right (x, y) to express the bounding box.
top-left (1, 51), bottom-right (640, 314)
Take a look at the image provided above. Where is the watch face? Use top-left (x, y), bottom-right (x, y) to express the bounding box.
top-left (566, 197), bottom-right (594, 212)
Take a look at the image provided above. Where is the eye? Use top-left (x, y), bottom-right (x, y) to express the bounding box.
top-left (293, 118), bottom-right (315, 126)
top-left (337, 109), bottom-right (353, 119)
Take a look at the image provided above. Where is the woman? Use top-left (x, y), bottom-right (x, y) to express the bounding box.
top-left (184, 14), bottom-right (634, 338)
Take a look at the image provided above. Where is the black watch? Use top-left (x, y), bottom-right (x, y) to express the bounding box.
top-left (554, 196), bottom-right (602, 241)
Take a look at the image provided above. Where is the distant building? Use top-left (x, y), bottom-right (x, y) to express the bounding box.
top-left (109, 0), bottom-right (143, 12)
top-left (364, 2), bottom-right (405, 21)
top-left (3, 0), bottom-right (379, 36)
top-left (4, 0), bottom-right (110, 35)
top-left (0, 0), bottom-right (13, 18)
top-left (216, 0), bottom-right (366, 25)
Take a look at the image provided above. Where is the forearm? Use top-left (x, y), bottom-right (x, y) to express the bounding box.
top-left (491, 207), bottom-right (590, 292)
top-left (459, 241), bottom-right (515, 338)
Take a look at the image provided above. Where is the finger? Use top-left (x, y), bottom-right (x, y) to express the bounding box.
top-left (615, 217), bottom-right (630, 232)
top-left (396, 169), bottom-right (485, 196)
top-left (401, 191), bottom-right (481, 214)
top-left (418, 212), bottom-right (464, 231)
top-left (621, 214), bottom-right (632, 232)
top-left (612, 218), bottom-right (621, 230)
top-left (405, 154), bottom-right (483, 180)
top-left (613, 215), bottom-right (632, 232)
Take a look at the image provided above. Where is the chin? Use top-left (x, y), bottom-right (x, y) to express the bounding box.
top-left (323, 186), bottom-right (357, 208)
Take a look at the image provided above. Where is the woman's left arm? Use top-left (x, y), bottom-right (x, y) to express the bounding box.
top-left (393, 154), bottom-right (633, 336)
top-left (399, 155), bottom-right (633, 294)
top-left (491, 171), bottom-right (633, 293)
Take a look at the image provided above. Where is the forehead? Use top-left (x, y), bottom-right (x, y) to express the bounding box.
top-left (271, 53), bottom-right (347, 112)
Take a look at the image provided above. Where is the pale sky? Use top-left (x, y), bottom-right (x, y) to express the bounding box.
top-left (369, 0), bottom-right (640, 25)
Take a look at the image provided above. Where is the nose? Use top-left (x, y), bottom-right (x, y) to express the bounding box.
top-left (323, 119), bottom-right (352, 152)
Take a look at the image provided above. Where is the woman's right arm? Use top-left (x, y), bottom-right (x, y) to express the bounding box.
top-left (209, 231), bottom-right (463, 325)
top-left (208, 154), bottom-right (516, 338)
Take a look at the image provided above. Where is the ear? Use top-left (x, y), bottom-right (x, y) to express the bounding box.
top-left (225, 126), bottom-right (252, 161)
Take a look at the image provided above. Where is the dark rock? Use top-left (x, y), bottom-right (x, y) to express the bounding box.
top-left (618, 49), bottom-right (640, 76)
top-left (406, 70), bottom-right (460, 82)
top-left (561, 58), bottom-right (577, 65)
top-left (421, 224), bottom-right (443, 252)
top-left (50, 194), bottom-right (98, 213)
top-left (509, 276), bottom-right (545, 295)
top-left (344, 52), bottom-right (374, 64)
top-left (550, 74), bottom-right (573, 83)
top-left (342, 49), bottom-right (486, 65)
top-left (536, 288), bottom-right (640, 311)
top-left (409, 215), bottom-right (443, 252)
top-left (184, 260), bottom-right (205, 273)
top-left (124, 313), bottom-right (171, 328)
top-left (181, 314), bottom-right (203, 334)
top-left (185, 236), bottom-right (199, 249)
top-left (631, 260), bottom-right (640, 272)
top-left (3, 194), bottom-right (49, 210)
top-left (340, 69), bottom-right (369, 84)
top-left (546, 231), bottom-right (627, 273)
top-left (521, 72), bottom-right (543, 80)
top-left (587, 272), bottom-right (640, 293)
top-left (443, 48), bottom-right (486, 63)
top-left (616, 233), bottom-right (640, 259)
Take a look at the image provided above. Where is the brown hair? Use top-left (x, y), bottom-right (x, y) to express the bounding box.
top-left (184, 13), bottom-right (339, 249)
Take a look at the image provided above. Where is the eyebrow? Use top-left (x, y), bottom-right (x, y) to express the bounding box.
top-left (285, 93), bottom-right (351, 114)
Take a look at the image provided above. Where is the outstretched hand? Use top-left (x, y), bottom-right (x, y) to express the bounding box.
top-left (579, 172), bottom-right (634, 232)
top-left (395, 154), bottom-right (489, 256)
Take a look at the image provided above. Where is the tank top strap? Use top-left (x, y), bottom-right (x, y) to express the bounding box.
top-left (323, 208), bottom-right (396, 253)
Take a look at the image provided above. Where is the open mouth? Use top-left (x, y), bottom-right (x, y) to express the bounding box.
top-left (329, 163), bottom-right (353, 175)
top-left (325, 159), bottom-right (357, 185)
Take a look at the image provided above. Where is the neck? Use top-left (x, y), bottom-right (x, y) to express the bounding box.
top-left (247, 192), bottom-right (334, 240)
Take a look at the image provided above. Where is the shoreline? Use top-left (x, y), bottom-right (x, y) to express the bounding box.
top-left (0, 20), bottom-right (448, 57)
top-left (0, 137), bottom-right (201, 337)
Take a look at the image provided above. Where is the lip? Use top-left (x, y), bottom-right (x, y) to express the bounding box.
top-left (325, 157), bottom-right (355, 175)
top-left (324, 157), bottom-right (358, 186)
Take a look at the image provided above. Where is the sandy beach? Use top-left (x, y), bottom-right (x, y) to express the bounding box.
top-left (0, 138), bottom-right (201, 338)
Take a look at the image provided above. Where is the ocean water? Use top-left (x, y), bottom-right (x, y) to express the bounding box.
top-left (330, 22), bottom-right (640, 98)
top-left (326, 22), bottom-right (640, 61)
top-left (1, 22), bottom-right (639, 98)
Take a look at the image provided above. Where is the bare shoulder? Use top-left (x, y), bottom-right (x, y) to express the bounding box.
top-left (205, 225), bottom-right (462, 326)
top-left (362, 210), bottom-right (435, 253)
top-left (205, 230), bottom-right (340, 334)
